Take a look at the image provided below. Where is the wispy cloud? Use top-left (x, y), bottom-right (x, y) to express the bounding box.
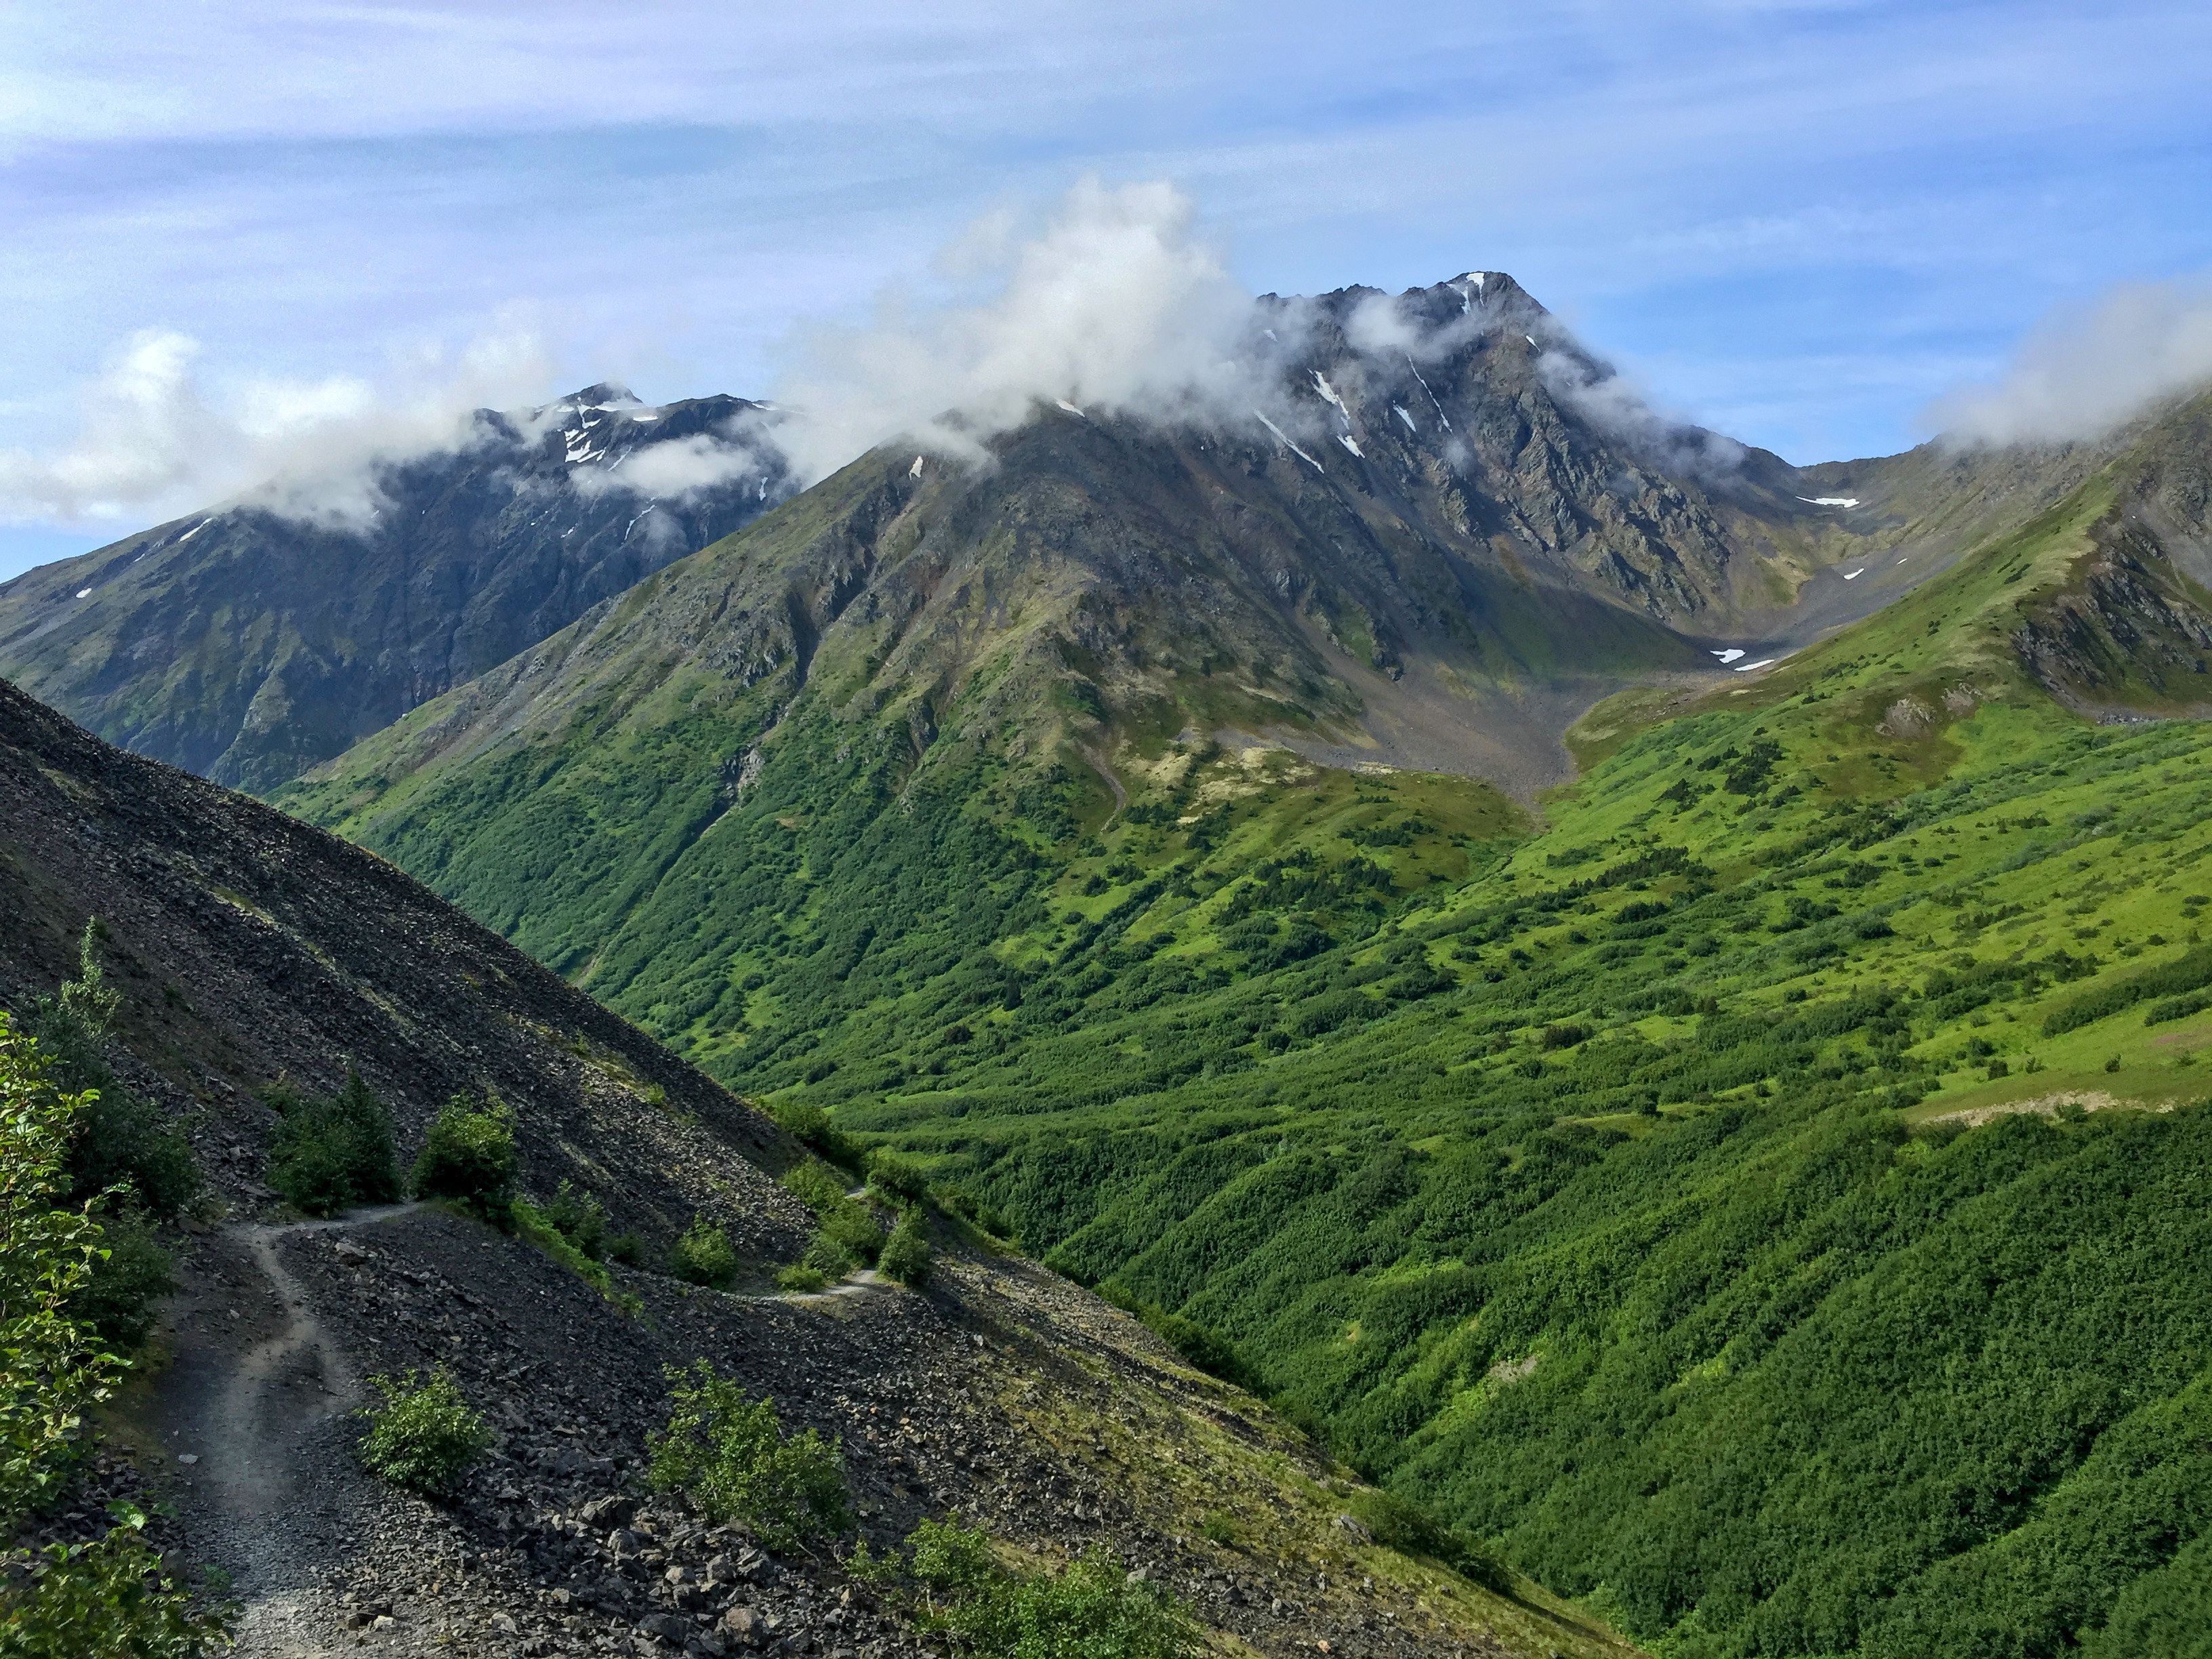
top-left (1925, 275), bottom-right (2212, 446)
top-left (0, 319), bottom-right (558, 527)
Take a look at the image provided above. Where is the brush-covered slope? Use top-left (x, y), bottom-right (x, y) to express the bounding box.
top-left (768, 394), bottom-right (2212, 1656)
top-left (0, 672), bottom-right (1624, 1659)
top-left (0, 386), bottom-right (791, 792)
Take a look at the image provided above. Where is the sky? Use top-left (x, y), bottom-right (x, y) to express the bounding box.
top-left (3, 0), bottom-right (2210, 579)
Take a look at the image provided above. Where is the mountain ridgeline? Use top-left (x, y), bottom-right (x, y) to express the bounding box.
top-left (0, 385), bottom-right (793, 791)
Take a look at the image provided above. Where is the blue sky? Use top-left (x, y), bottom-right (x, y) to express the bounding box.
top-left (3, 0), bottom-right (2210, 578)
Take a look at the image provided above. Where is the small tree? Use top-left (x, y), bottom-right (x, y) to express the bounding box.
top-left (541, 1179), bottom-right (606, 1259)
top-left (29, 921), bottom-right (197, 1218)
top-left (268, 1069), bottom-right (401, 1216)
top-left (356, 1368), bottom-right (492, 1498)
top-left (411, 1094), bottom-right (515, 1227)
top-left (647, 1361), bottom-right (847, 1549)
top-left (878, 1210), bottom-right (932, 1287)
top-left (0, 1013), bottom-right (232, 1653)
top-left (670, 1216), bottom-right (738, 1289)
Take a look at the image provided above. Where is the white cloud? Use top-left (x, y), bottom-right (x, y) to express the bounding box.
top-left (1925, 276), bottom-right (2212, 447)
top-left (767, 178), bottom-right (1275, 483)
top-left (0, 319), bottom-right (560, 529)
top-left (577, 428), bottom-right (774, 501)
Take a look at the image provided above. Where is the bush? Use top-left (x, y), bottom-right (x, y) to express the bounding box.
top-left (268, 1069), bottom-right (401, 1216)
top-left (1343, 1488), bottom-right (1513, 1593)
top-left (670, 1217), bottom-right (739, 1289)
top-left (782, 1160), bottom-right (885, 1264)
top-left (646, 1360), bottom-right (847, 1549)
top-left (777, 1264), bottom-right (828, 1294)
top-left (939, 1184), bottom-right (1014, 1240)
top-left (539, 1179), bottom-right (606, 1259)
top-left (356, 1367), bottom-right (492, 1498)
top-left (410, 1095), bottom-right (515, 1227)
top-left (608, 1231), bottom-right (644, 1267)
top-left (899, 1517), bottom-right (1199, 1657)
top-left (1096, 1283), bottom-right (1258, 1392)
top-left (802, 1232), bottom-right (854, 1277)
top-left (878, 1210), bottom-right (932, 1286)
top-left (867, 1150), bottom-right (930, 1204)
top-left (66, 1209), bottom-right (174, 1350)
top-left (28, 923), bottom-right (198, 1218)
top-left (1, 1010), bottom-right (234, 1654)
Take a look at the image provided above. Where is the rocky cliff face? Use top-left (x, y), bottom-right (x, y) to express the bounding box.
top-left (0, 387), bottom-right (793, 792)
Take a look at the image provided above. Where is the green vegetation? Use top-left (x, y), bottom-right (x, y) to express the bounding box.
top-left (668, 1216), bottom-right (739, 1289)
top-left (410, 1094), bottom-right (515, 1226)
top-left (861, 1517), bottom-right (1198, 1659)
top-left (781, 1160), bottom-right (884, 1265)
top-left (287, 409), bottom-right (2212, 1648)
top-left (775, 1263), bottom-right (828, 1294)
top-left (646, 1360), bottom-right (846, 1549)
top-left (876, 1208), bottom-right (931, 1286)
top-left (266, 1069), bottom-right (401, 1216)
top-left (0, 1014), bottom-right (233, 1655)
top-left (27, 922), bottom-right (197, 1221)
top-left (355, 1368), bottom-right (493, 1497)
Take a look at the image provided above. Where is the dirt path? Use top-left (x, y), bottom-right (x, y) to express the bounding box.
top-left (148, 1204), bottom-right (422, 1654)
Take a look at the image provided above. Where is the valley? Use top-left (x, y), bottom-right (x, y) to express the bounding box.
top-left (6, 268), bottom-right (2212, 1658)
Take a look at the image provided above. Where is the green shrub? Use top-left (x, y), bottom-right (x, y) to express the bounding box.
top-left (1, 1011), bottom-right (234, 1655)
top-left (1343, 1488), bottom-right (1513, 1593)
top-left (878, 1210), bottom-right (932, 1286)
top-left (28, 923), bottom-right (198, 1218)
top-left (268, 1069), bottom-right (401, 1216)
top-left (782, 1159), bottom-right (884, 1263)
top-left (777, 1264), bottom-right (828, 1294)
top-left (65, 1209), bottom-right (174, 1350)
top-left (670, 1217), bottom-right (739, 1289)
top-left (764, 1098), bottom-right (861, 1165)
top-left (939, 1184), bottom-right (1014, 1240)
top-left (899, 1517), bottom-right (1198, 1657)
top-left (356, 1368), bottom-right (492, 1497)
top-left (1096, 1284), bottom-right (1257, 1392)
top-left (646, 1360), bottom-right (847, 1549)
top-left (409, 1095), bottom-right (515, 1227)
top-left (539, 1179), bottom-right (606, 1258)
top-left (867, 1150), bottom-right (930, 1204)
top-left (802, 1231), bottom-right (854, 1276)
top-left (608, 1231), bottom-right (644, 1267)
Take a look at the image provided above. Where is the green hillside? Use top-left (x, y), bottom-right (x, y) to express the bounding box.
top-left (274, 387), bottom-right (2212, 1654)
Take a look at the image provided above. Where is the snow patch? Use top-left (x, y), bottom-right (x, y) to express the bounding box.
top-left (1733, 658), bottom-right (1776, 673)
top-left (1055, 399), bottom-right (1086, 417)
top-left (1712, 648), bottom-right (1746, 664)
top-left (1797, 495), bottom-right (1862, 508)
top-left (1311, 371), bottom-right (1349, 415)
top-left (1338, 434), bottom-right (1364, 458)
top-left (75, 588), bottom-right (91, 599)
top-left (1254, 411), bottom-right (1323, 472)
top-left (175, 520), bottom-right (209, 544)
top-left (1843, 568), bottom-right (1866, 580)
top-left (1394, 405), bottom-right (1416, 434)
top-left (1525, 335), bottom-right (1538, 348)
top-left (1406, 356), bottom-right (1452, 430)
top-left (909, 455), bottom-right (925, 477)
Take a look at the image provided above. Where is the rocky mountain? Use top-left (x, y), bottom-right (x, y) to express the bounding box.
top-left (0, 385), bottom-right (793, 792)
top-left (0, 674), bottom-right (1621, 1658)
